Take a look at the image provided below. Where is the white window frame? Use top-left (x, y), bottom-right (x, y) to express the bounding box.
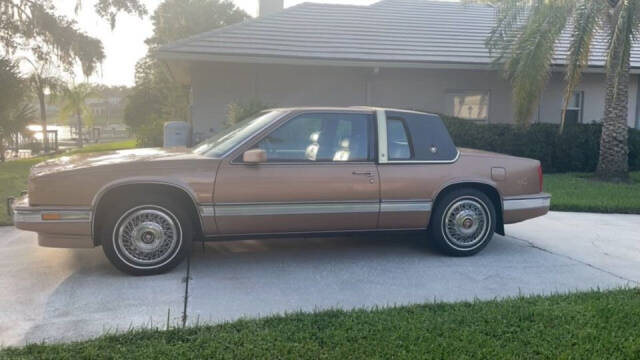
top-left (563, 91), bottom-right (584, 124)
top-left (376, 109), bottom-right (459, 164)
top-left (445, 90), bottom-right (491, 123)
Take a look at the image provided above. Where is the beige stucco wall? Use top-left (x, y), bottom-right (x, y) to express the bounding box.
top-left (367, 67), bottom-right (515, 123)
top-left (190, 62), bottom-right (370, 139)
top-left (189, 61), bottom-right (639, 139)
top-left (535, 72), bottom-right (638, 127)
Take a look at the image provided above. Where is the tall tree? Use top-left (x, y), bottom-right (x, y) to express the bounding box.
top-left (0, 57), bottom-right (27, 161)
top-left (486, 0), bottom-right (637, 180)
top-left (56, 83), bottom-right (94, 148)
top-left (1, 0), bottom-right (146, 75)
top-left (145, 0), bottom-right (248, 47)
top-left (2, 0), bottom-right (147, 151)
top-left (125, 0), bottom-right (249, 146)
top-left (5, 103), bottom-right (36, 157)
top-left (21, 58), bottom-right (63, 152)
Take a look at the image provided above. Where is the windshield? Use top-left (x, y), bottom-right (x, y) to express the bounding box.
top-left (192, 110), bottom-right (284, 157)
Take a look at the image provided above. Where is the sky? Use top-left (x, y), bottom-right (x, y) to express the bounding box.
top-left (63, 0), bottom-right (381, 87)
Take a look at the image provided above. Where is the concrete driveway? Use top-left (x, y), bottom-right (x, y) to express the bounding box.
top-left (1, 211), bottom-right (638, 346)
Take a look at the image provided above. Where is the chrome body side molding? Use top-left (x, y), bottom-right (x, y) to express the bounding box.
top-left (380, 200), bottom-right (432, 212)
top-left (14, 209), bottom-right (92, 223)
top-left (503, 195), bottom-right (551, 211)
top-left (12, 195), bottom-right (92, 223)
top-left (200, 200), bottom-right (433, 217)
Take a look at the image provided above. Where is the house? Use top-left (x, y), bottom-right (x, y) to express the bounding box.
top-left (156, 0), bottom-right (640, 141)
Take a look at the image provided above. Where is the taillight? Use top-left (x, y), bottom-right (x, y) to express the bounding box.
top-left (538, 164), bottom-right (543, 192)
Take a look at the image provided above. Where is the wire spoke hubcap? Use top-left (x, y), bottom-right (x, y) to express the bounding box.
top-left (443, 198), bottom-right (490, 249)
top-left (116, 208), bottom-right (180, 265)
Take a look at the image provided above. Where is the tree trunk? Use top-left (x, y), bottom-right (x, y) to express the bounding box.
top-left (596, 44), bottom-right (630, 180)
top-left (0, 134), bottom-right (5, 162)
top-left (38, 90), bottom-right (49, 153)
top-left (77, 111), bottom-right (83, 148)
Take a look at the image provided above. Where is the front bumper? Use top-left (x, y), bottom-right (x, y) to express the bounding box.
top-left (11, 195), bottom-right (95, 248)
top-left (502, 193), bottom-right (551, 224)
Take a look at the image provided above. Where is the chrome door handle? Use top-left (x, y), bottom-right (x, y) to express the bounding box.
top-left (352, 171), bottom-right (373, 176)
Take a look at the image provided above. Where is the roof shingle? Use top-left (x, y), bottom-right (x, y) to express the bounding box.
top-left (157, 0), bottom-right (640, 68)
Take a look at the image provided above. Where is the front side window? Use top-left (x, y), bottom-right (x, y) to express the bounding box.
top-left (192, 110), bottom-right (283, 157)
top-left (253, 113), bottom-right (371, 162)
top-left (445, 90), bottom-right (490, 122)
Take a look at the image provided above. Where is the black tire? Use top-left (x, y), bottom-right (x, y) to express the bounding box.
top-left (101, 195), bottom-right (192, 275)
top-left (428, 188), bottom-right (496, 256)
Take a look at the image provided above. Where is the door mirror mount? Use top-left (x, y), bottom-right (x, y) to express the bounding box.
top-left (243, 148), bottom-right (267, 164)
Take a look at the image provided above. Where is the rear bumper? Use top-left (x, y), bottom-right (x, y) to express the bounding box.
top-left (11, 195), bottom-right (95, 248)
top-left (503, 193), bottom-right (551, 224)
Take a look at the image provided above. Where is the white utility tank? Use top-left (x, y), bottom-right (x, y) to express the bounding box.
top-left (163, 121), bottom-right (191, 147)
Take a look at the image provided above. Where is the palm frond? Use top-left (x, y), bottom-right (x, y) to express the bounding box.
top-left (502, 0), bottom-right (573, 126)
top-left (560, 0), bottom-right (604, 133)
top-left (605, 0), bottom-right (640, 102)
top-left (56, 83), bottom-right (95, 125)
top-left (486, 0), bottom-right (532, 63)
top-left (9, 103), bottom-right (35, 133)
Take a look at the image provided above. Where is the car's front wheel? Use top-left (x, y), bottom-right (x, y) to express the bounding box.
top-left (101, 197), bottom-right (192, 275)
top-left (429, 188), bottom-right (496, 256)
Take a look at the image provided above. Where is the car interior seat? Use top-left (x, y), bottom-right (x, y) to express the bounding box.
top-left (305, 131), bottom-right (320, 161)
top-left (333, 138), bottom-right (351, 161)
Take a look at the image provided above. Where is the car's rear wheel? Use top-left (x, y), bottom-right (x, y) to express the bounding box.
top-left (429, 188), bottom-right (496, 256)
top-left (101, 197), bottom-right (192, 275)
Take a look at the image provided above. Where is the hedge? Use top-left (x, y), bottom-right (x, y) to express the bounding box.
top-left (441, 116), bottom-right (640, 173)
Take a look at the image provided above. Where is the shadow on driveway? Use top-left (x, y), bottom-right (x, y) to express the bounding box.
top-left (184, 232), bottom-right (630, 326)
top-left (0, 223), bottom-right (632, 346)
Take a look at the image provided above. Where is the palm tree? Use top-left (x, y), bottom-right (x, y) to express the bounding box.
top-left (0, 57), bottom-right (27, 162)
top-left (57, 83), bottom-right (94, 148)
top-left (486, 0), bottom-right (636, 180)
top-left (6, 103), bottom-right (36, 155)
top-left (21, 58), bottom-right (62, 153)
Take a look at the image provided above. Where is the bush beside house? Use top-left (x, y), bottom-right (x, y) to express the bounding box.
top-left (442, 116), bottom-right (640, 173)
top-left (122, 97), bottom-right (640, 174)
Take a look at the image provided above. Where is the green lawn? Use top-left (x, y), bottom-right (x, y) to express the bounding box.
top-left (64, 139), bottom-right (137, 155)
top-left (544, 171), bottom-right (640, 214)
top-left (0, 140), bottom-right (137, 225)
top-left (0, 157), bottom-right (44, 225)
top-left (2, 288), bottom-right (640, 359)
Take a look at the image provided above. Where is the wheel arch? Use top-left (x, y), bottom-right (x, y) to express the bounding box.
top-left (431, 181), bottom-right (504, 235)
top-left (92, 181), bottom-right (204, 245)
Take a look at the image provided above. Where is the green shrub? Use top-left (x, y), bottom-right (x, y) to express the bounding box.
top-left (226, 99), bottom-right (272, 128)
top-left (132, 116), bottom-right (164, 148)
top-left (441, 115), bottom-right (640, 173)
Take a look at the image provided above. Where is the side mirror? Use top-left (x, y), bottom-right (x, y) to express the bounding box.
top-left (243, 148), bottom-right (267, 164)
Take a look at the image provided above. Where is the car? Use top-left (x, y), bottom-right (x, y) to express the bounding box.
top-left (10, 107), bottom-right (550, 275)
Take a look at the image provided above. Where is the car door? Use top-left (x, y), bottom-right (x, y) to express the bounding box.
top-left (213, 111), bottom-right (379, 235)
top-left (376, 110), bottom-right (460, 229)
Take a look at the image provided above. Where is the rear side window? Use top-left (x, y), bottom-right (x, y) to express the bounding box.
top-left (386, 111), bottom-right (458, 162)
top-left (386, 118), bottom-right (412, 160)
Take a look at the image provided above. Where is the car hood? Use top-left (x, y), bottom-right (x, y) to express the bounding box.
top-left (31, 147), bottom-right (197, 177)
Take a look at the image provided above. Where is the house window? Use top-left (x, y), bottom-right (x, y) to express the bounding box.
top-left (446, 90), bottom-right (490, 122)
top-left (563, 91), bottom-right (583, 125)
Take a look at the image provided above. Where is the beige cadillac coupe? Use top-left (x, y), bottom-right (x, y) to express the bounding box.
top-left (11, 107), bottom-right (550, 275)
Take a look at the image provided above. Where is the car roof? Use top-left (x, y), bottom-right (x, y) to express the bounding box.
top-left (267, 106), bottom-right (438, 116)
